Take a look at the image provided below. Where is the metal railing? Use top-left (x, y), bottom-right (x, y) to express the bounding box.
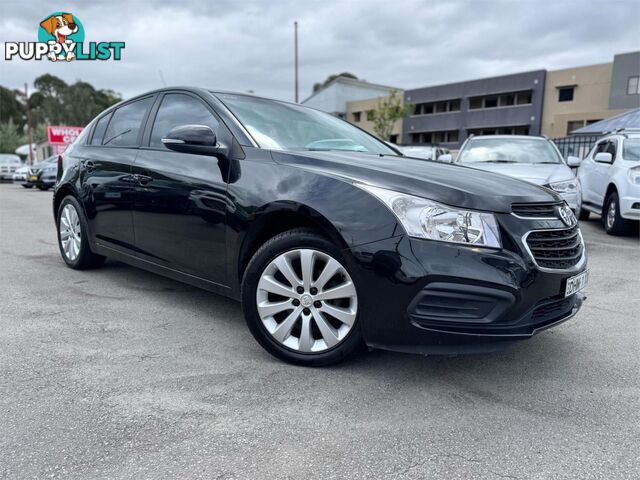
top-left (552, 135), bottom-right (601, 159)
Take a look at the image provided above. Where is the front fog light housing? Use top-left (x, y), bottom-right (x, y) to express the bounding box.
top-left (549, 179), bottom-right (578, 193)
top-left (357, 184), bottom-right (501, 248)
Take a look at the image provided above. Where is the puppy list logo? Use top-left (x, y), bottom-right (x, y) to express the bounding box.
top-left (4, 12), bottom-right (125, 62)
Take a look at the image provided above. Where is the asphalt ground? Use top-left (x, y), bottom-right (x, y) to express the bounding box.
top-left (1, 183), bottom-right (639, 479)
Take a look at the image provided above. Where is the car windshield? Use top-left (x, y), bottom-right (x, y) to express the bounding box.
top-left (623, 138), bottom-right (640, 161)
top-left (458, 138), bottom-right (563, 164)
top-left (215, 93), bottom-right (396, 155)
top-left (0, 155), bottom-right (21, 164)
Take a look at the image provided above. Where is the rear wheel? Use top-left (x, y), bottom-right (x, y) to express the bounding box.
top-left (57, 196), bottom-right (106, 269)
top-left (22, 184), bottom-right (33, 189)
top-left (603, 191), bottom-right (633, 235)
top-left (241, 229), bottom-right (363, 366)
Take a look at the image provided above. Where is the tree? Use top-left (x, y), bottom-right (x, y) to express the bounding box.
top-left (0, 121), bottom-right (26, 154)
top-left (313, 72), bottom-right (358, 93)
top-left (367, 90), bottom-right (413, 141)
top-left (0, 87), bottom-right (25, 132)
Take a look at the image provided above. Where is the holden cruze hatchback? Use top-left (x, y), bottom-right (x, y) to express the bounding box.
top-left (53, 88), bottom-right (588, 366)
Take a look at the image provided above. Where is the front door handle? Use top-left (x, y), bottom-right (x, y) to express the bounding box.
top-left (136, 174), bottom-right (153, 185)
top-left (83, 160), bottom-right (95, 172)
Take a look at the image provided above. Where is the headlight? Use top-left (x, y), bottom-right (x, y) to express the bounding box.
top-left (548, 179), bottom-right (578, 193)
top-left (629, 167), bottom-right (640, 185)
top-left (43, 166), bottom-right (55, 173)
top-left (356, 184), bottom-right (501, 248)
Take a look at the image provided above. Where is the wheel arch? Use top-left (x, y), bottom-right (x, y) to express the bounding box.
top-left (605, 183), bottom-right (618, 201)
top-left (53, 184), bottom-right (78, 220)
top-left (236, 201), bottom-right (349, 286)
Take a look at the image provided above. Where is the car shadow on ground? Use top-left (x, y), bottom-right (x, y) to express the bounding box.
top-left (94, 257), bottom-right (587, 385)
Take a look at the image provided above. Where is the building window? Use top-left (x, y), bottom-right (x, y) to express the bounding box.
top-left (558, 86), bottom-right (574, 102)
top-left (586, 119), bottom-right (602, 125)
top-left (468, 90), bottom-right (533, 109)
top-left (409, 130), bottom-right (458, 144)
top-left (467, 125), bottom-right (530, 136)
top-left (413, 98), bottom-right (461, 116)
top-left (628, 76), bottom-right (640, 95)
top-left (352, 112), bottom-right (361, 122)
top-left (389, 134), bottom-right (398, 144)
top-left (567, 120), bottom-right (585, 134)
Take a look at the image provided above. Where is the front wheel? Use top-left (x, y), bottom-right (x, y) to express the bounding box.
top-left (56, 196), bottom-right (106, 269)
top-left (22, 184), bottom-right (33, 189)
top-left (603, 191), bottom-right (633, 235)
top-left (241, 229), bottom-right (364, 366)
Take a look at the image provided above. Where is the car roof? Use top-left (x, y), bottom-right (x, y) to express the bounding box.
top-left (467, 135), bottom-right (547, 141)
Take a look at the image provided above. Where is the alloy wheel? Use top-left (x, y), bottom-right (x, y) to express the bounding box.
top-left (59, 204), bottom-right (82, 261)
top-left (606, 199), bottom-right (616, 229)
top-left (256, 248), bottom-right (358, 353)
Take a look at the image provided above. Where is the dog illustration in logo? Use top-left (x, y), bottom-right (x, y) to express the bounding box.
top-left (39, 13), bottom-right (78, 61)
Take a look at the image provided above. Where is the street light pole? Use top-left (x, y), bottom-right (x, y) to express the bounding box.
top-left (24, 83), bottom-right (34, 165)
top-left (294, 21), bottom-right (299, 103)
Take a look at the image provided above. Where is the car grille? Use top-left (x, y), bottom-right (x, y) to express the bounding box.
top-left (511, 202), bottom-right (561, 218)
top-left (525, 225), bottom-right (583, 269)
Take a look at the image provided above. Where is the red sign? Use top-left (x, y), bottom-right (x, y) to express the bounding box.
top-left (47, 125), bottom-right (84, 145)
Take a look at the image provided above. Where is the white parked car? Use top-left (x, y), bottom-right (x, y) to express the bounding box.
top-left (12, 164), bottom-right (30, 183)
top-left (576, 129), bottom-right (640, 235)
top-left (449, 135), bottom-right (581, 213)
top-left (0, 154), bottom-right (23, 181)
top-left (400, 145), bottom-right (451, 162)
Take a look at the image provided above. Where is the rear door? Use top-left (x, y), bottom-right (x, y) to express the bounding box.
top-left (131, 91), bottom-right (231, 285)
top-left (80, 96), bottom-right (154, 252)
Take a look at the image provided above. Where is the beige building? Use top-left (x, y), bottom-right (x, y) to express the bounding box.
top-left (345, 96), bottom-right (403, 144)
top-left (542, 62), bottom-right (628, 138)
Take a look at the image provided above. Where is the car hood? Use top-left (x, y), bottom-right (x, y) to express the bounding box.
top-left (272, 150), bottom-right (559, 213)
top-left (459, 162), bottom-right (574, 186)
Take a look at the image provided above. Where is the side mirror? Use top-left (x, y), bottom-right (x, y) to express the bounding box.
top-left (567, 155), bottom-right (581, 167)
top-left (594, 152), bottom-right (613, 164)
top-left (437, 153), bottom-right (453, 163)
top-left (161, 124), bottom-right (228, 157)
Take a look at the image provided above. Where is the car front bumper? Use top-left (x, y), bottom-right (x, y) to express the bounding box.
top-left (620, 192), bottom-right (640, 220)
top-left (343, 214), bottom-right (587, 354)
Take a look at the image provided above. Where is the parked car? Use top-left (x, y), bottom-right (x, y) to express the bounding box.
top-left (12, 164), bottom-right (30, 184)
top-left (27, 156), bottom-right (58, 190)
top-left (53, 88), bottom-right (587, 366)
top-left (0, 154), bottom-right (22, 181)
top-left (450, 135), bottom-right (582, 214)
top-left (576, 129), bottom-right (640, 235)
top-left (22, 155), bottom-right (58, 190)
top-left (400, 145), bottom-right (451, 162)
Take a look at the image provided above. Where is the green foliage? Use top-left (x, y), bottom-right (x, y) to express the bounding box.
top-left (368, 89), bottom-right (413, 141)
top-left (0, 87), bottom-right (25, 131)
top-left (0, 121), bottom-right (26, 154)
top-left (313, 72), bottom-right (358, 93)
top-left (0, 74), bottom-right (121, 152)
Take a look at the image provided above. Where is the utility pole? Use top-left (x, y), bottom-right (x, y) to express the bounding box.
top-left (24, 83), bottom-right (34, 165)
top-left (294, 21), bottom-right (299, 103)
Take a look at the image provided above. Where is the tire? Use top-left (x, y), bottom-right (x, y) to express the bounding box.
top-left (22, 184), bottom-right (33, 189)
top-left (37, 185), bottom-right (50, 191)
top-left (56, 195), bottom-right (106, 269)
top-left (241, 228), bottom-right (364, 366)
top-left (603, 191), bottom-right (633, 235)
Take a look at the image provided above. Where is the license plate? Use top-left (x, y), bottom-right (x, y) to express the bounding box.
top-left (29, 175), bottom-right (38, 181)
top-left (565, 270), bottom-right (588, 297)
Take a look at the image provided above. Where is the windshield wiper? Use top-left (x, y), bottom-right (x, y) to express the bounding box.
top-left (474, 160), bottom-right (518, 164)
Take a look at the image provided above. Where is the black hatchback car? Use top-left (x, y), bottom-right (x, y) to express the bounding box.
top-left (53, 88), bottom-right (588, 365)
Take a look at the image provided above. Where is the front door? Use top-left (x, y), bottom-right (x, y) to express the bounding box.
top-left (80, 96), bottom-right (154, 252)
top-left (131, 92), bottom-right (230, 286)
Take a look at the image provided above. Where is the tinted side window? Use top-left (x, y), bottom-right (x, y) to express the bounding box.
top-left (90, 113), bottom-right (112, 145)
top-left (103, 97), bottom-right (153, 147)
top-left (605, 140), bottom-right (617, 160)
top-left (593, 141), bottom-right (608, 157)
top-left (150, 93), bottom-right (219, 148)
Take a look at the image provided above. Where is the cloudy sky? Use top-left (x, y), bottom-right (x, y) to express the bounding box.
top-left (1, 0), bottom-right (638, 101)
